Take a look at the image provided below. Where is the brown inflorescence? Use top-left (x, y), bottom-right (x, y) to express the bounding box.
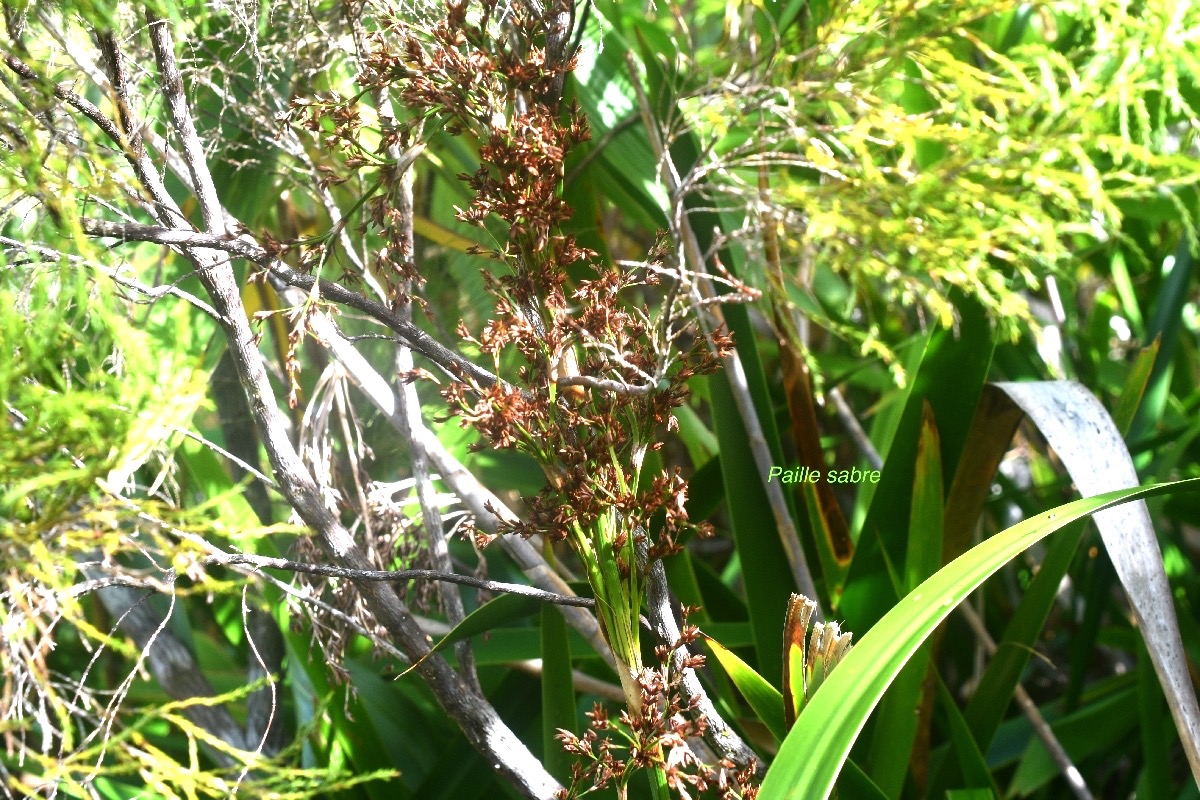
top-left (375, 1), bottom-right (738, 558)
top-left (301, 2), bottom-right (759, 796)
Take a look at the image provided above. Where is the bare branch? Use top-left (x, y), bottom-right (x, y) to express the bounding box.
top-left (2, 54), bottom-right (188, 229)
top-left (124, 19), bottom-right (561, 797)
top-left (146, 10), bottom-right (224, 235)
top-left (77, 217), bottom-right (505, 389)
top-left (638, 536), bottom-right (761, 774)
top-left (203, 551), bottom-right (599, 609)
top-left (957, 596), bottom-right (1095, 800)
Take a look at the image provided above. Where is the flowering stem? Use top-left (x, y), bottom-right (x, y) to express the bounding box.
top-left (573, 512), bottom-right (643, 713)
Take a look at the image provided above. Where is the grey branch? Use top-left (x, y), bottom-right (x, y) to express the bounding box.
top-left (136, 18), bottom-right (561, 798)
top-left (76, 217), bottom-right (503, 390)
top-left (204, 551), bottom-right (599, 609)
top-left (637, 538), bottom-right (762, 774)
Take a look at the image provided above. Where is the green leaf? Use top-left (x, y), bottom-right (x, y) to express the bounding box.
top-left (1005, 683), bottom-right (1139, 796)
top-left (757, 478), bottom-right (1200, 800)
top-left (540, 605), bottom-right (576, 783)
top-left (703, 634), bottom-right (786, 743)
top-left (1130, 237), bottom-right (1194, 442)
top-left (840, 292), bottom-right (994, 631)
top-left (402, 594), bottom-right (540, 676)
top-left (837, 759), bottom-right (891, 800)
top-left (1137, 641), bottom-right (1172, 800)
top-left (1111, 336), bottom-right (1159, 436)
top-left (937, 676), bottom-right (998, 795)
top-left (866, 402), bottom-right (943, 793)
top-left (940, 518), bottom-right (1086, 794)
top-left (709, 372), bottom-right (795, 687)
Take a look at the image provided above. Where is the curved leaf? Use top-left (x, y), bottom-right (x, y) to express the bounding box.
top-left (758, 478), bottom-right (1200, 800)
top-left (401, 594), bottom-right (539, 677)
top-left (994, 380), bottom-right (1200, 780)
top-left (703, 635), bottom-right (786, 743)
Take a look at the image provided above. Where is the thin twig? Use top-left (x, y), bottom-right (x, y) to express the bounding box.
top-left (828, 387), bottom-right (883, 471)
top-left (78, 563), bottom-right (253, 763)
top-left (77, 218), bottom-right (505, 390)
top-left (957, 602), bottom-right (1095, 800)
top-left (0, 235), bottom-right (224, 321)
top-left (202, 551), bottom-right (598, 608)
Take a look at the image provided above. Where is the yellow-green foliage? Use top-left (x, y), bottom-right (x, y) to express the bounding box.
top-left (680, 0), bottom-right (1200, 370)
top-left (0, 262), bottom-right (384, 798)
top-left (0, 264), bottom-right (153, 524)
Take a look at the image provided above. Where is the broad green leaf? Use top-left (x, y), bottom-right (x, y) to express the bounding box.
top-left (866, 402), bottom-right (943, 794)
top-left (841, 292), bottom-right (994, 630)
top-left (837, 759), bottom-right (891, 800)
top-left (945, 791), bottom-right (996, 800)
top-left (1137, 642), bottom-right (1172, 800)
top-left (709, 371), bottom-right (796, 687)
top-left (758, 478), bottom-right (1200, 800)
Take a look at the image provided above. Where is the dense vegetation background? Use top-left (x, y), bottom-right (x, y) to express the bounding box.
top-left (3, 0), bottom-right (1200, 798)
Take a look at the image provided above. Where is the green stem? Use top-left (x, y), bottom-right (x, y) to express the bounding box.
top-left (571, 515), bottom-right (644, 712)
top-left (647, 764), bottom-right (671, 800)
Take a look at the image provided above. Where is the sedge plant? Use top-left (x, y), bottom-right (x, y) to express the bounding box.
top-left (294, 1), bottom-right (761, 796)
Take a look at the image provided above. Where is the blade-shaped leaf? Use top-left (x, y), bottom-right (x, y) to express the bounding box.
top-left (780, 340), bottom-right (854, 586)
top-left (401, 594), bottom-right (540, 677)
top-left (757, 478), bottom-right (1200, 800)
top-left (993, 380), bottom-right (1200, 782)
top-left (1110, 336), bottom-right (1160, 436)
top-left (704, 635), bottom-right (786, 743)
top-left (541, 605), bottom-right (576, 783)
top-left (867, 401), bottom-right (943, 793)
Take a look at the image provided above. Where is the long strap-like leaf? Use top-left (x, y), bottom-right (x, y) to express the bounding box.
top-left (993, 380), bottom-right (1200, 783)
